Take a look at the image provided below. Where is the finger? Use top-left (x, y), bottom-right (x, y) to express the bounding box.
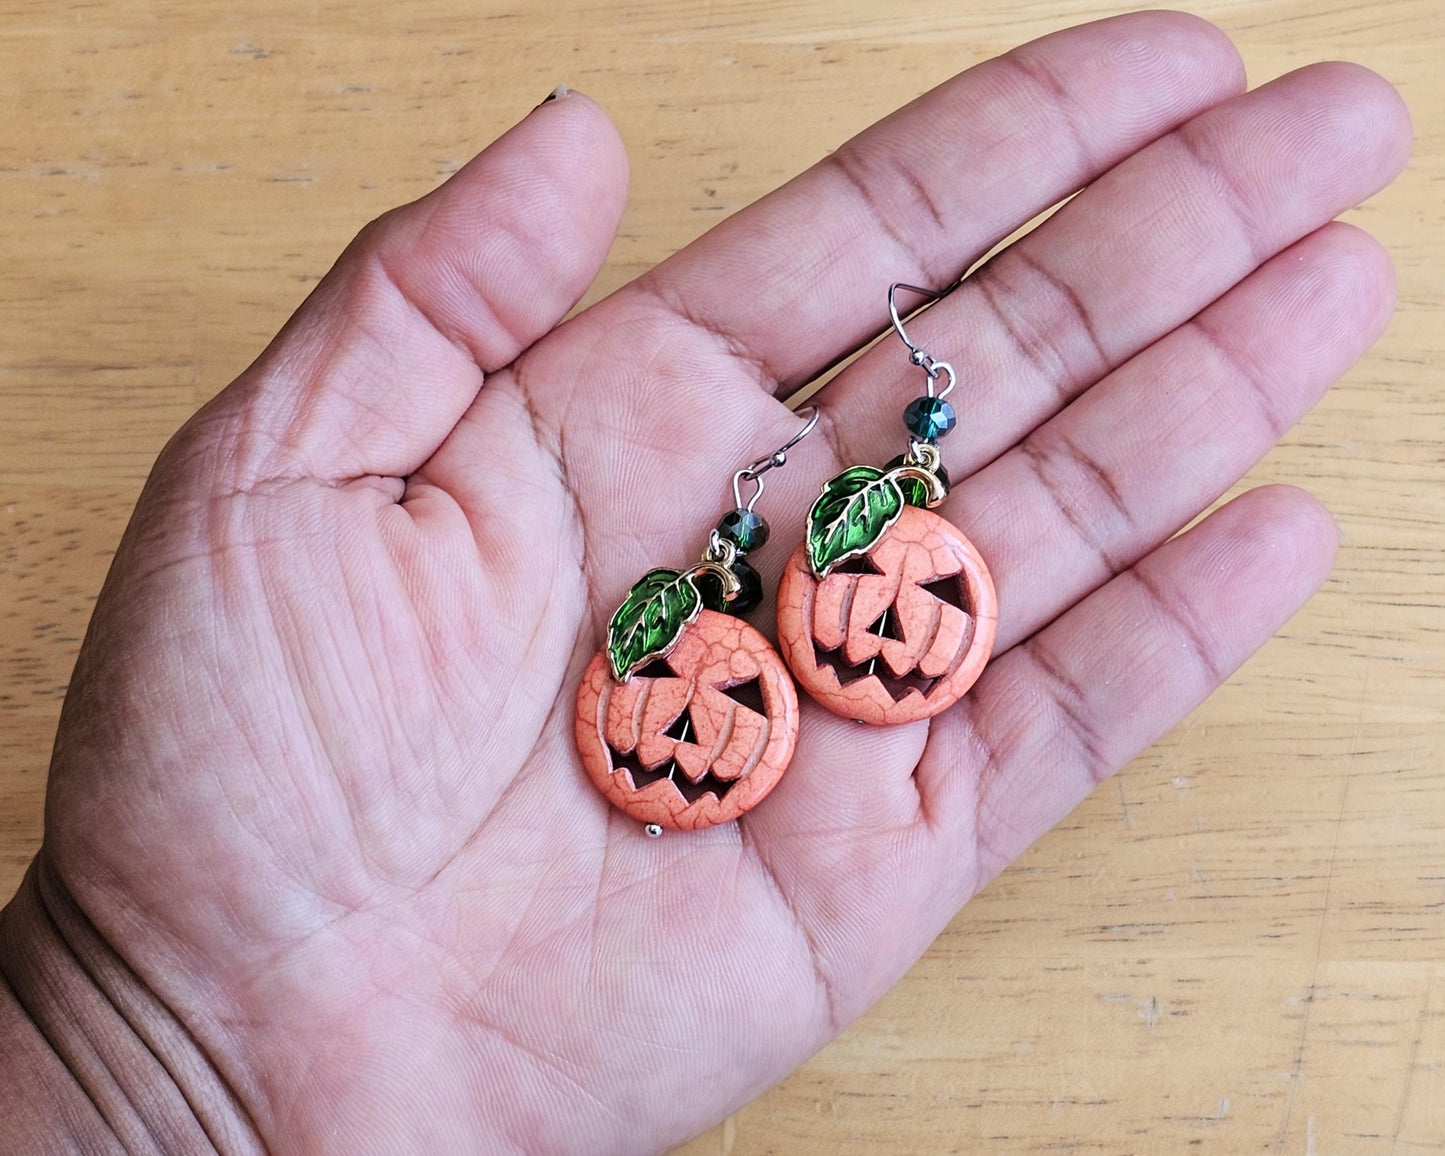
top-left (814, 60), bottom-right (1412, 476)
top-left (207, 90), bottom-right (628, 484)
top-left (616, 11), bottom-right (1243, 394)
top-left (920, 484), bottom-right (1340, 886)
top-left (959, 219), bottom-right (1393, 653)
top-left (711, 222), bottom-right (1385, 1021)
top-left (737, 485), bottom-right (1337, 1028)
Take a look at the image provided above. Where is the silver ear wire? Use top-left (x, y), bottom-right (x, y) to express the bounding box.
top-left (731, 405), bottom-right (820, 512)
top-left (888, 282), bottom-right (957, 400)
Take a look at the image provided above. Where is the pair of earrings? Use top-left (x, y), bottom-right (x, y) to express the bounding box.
top-left (573, 284), bottom-right (998, 834)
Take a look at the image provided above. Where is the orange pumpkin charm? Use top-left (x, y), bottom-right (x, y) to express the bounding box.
top-left (574, 409), bottom-right (822, 832)
top-left (777, 469), bottom-right (996, 725)
top-left (575, 609), bottom-right (800, 830)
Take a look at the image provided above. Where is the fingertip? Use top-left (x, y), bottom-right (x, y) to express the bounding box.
top-left (1265, 60), bottom-right (1413, 188)
top-left (1066, 9), bottom-right (1246, 105)
top-left (512, 87), bottom-right (631, 305)
top-left (1103, 9), bottom-right (1247, 92)
top-left (1304, 60), bottom-right (1412, 146)
top-left (469, 83), bottom-right (631, 273)
top-left (1268, 484), bottom-right (1342, 594)
top-left (1302, 219), bottom-right (1398, 338)
top-left (1206, 484), bottom-right (1341, 604)
top-left (1233, 220), bottom-right (1398, 367)
top-left (526, 86), bottom-right (631, 206)
top-left (361, 82), bottom-right (631, 365)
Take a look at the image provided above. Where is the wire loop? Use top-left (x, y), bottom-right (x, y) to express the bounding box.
top-left (888, 282), bottom-right (958, 399)
top-left (731, 405), bottom-right (819, 511)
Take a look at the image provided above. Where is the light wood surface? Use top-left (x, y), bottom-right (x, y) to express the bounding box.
top-left (1, 1), bottom-right (1440, 1151)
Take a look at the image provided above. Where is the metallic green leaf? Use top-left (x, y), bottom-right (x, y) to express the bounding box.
top-left (806, 465), bottom-right (905, 576)
top-left (606, 568), bottom-right (702, 681)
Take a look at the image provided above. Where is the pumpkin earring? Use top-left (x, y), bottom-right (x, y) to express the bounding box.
top-left (777, 284), bottom-right (998, 725)
top-left (574, 409), bottom-right (819, 835)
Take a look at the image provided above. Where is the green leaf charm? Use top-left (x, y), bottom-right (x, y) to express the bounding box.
top-left (807, 465), bottom-right (905, 577)
top-left (607, 568), bottom-right (703, 681)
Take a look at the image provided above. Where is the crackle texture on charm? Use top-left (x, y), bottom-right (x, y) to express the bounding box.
top-left (575, 609), bottom-right (800, 830)
top-left (777, 504), bottom-right (997, 725)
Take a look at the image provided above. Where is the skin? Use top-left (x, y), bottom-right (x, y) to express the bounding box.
top-left (0, 12), bottom-right (1412, 1154)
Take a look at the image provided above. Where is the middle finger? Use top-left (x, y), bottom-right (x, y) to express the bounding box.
top-left (809, 62), bottom-right (1410, 477)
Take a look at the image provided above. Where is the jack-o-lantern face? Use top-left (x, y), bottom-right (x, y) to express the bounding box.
top-left (575, 610), bottom-right (800, 830)
top-left (777, 504), bottom-right (997, 724)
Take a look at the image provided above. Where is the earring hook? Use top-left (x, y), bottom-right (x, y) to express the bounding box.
top-left (732, 405), bottom-right (820, 511)
top-left (888, 282), bottom-right (957, 400)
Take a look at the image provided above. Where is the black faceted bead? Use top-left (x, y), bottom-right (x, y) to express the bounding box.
top-left (694, 558), bottom-right (763, 616)
top-left (723, 558), bottom-right (763, 616)
top-left (717, 507), bottom-right (769, 553)
top-left (903, 395), bottom-right (957, 441)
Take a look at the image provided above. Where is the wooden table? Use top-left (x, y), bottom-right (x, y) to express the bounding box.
top-left (2, 1), bottom-right (1440, 1151)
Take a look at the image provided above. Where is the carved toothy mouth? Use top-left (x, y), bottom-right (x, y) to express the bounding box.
top-left (810, 572), bottom-right (972, 704)
top-left (605, 676), bottom-right (768, 806)
top-left (811, 639), bottom-right (941, 702)
top-left (606, 743), bottom-right (738, 804)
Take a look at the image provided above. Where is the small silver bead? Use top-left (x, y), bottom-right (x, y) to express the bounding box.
top-left (644, 823), bottom-right (664, 838)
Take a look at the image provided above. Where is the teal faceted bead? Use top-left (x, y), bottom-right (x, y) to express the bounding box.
top-left (903, 396), bottom-right (956, 441)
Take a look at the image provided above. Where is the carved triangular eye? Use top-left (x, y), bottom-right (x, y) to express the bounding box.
top-left (662, 710), bottom-right (692, 741)
top-left (919, 575), bottom-right (966, 613)
top-left (633, 659), bottom-right (677, 680)
top-left (867, 610), bottom-right (906, 642)
top-left (829, 553), bottom-right (886, 576)
top-left (719, 676), bottom-right (766, 717)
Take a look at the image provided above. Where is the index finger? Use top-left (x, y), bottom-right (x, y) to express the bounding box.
top-left (618, 11), bottom-right (1245, 395)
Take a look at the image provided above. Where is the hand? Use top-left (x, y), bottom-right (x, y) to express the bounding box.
top-left (0, 13), bottom-right (1410, 1154)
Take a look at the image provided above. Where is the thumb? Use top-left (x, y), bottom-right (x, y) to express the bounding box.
top-left (203, 87), bottom-right (629, 486)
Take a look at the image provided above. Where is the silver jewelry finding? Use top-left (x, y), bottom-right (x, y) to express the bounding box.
top-left (888, 282), bottom-right (957, 400)
top-left (732, 405), bottom-right (820, 511)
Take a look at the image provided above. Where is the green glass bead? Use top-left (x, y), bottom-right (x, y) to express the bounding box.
top-left (717, 507), bottom-right (769, 553)
top-left (903, 395), bottom-right (957, 441)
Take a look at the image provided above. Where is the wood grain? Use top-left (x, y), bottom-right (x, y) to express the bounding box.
top-left (1, 1), bottom-right (1440, 1151)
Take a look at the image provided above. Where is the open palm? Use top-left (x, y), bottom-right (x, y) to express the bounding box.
top-left (19, 14), bottom-right (1409, 1154)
